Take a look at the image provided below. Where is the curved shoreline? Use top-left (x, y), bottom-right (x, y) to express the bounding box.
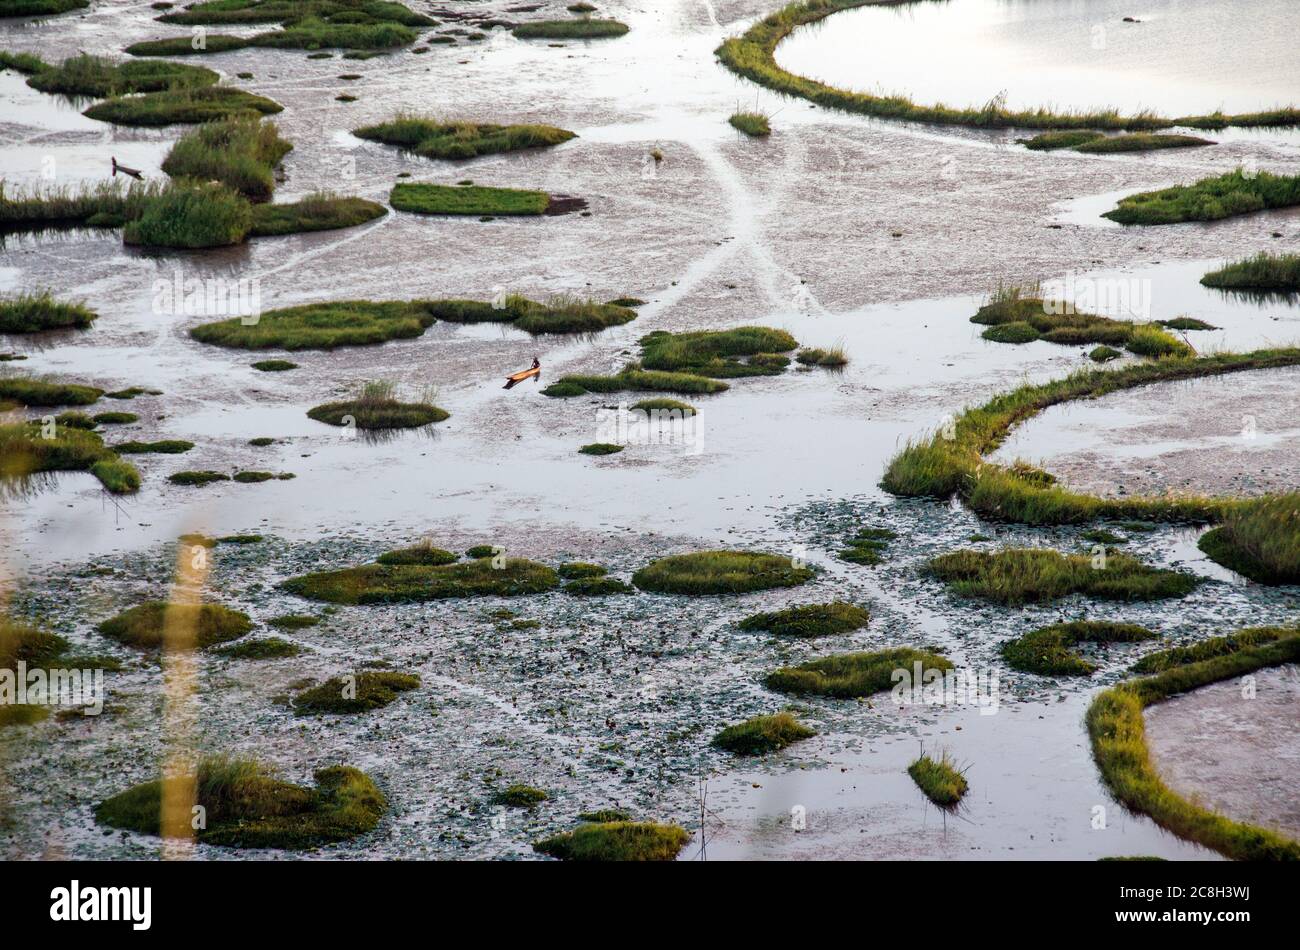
top-left (715, 0), bottom-right (1300, 131)
top-left (1086, 631), bottom-right (1300, 861)
top-left (880, 349), bottom-right (1300, 525)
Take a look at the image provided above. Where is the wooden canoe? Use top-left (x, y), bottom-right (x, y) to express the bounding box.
top-left (503, 365), bottom-right (541, 389)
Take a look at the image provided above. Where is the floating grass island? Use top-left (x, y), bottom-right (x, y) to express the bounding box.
top-left (1019, 131), bottom-right (1213, 153)
top-left (534, 821), bottom-right (689, 861)
top-left (307, 381), bottom-right (449, 430)
top-left (0, 421), bottom-right (140, 493)
top-left (1002, 621), bottom-right (1155, 676)
top-left (0, 51), bottom-right (217, 97)
top-left (282, 556), bottom-right (560, 604)
top-left (1129, 627), bottom-right (1290, 675)
top-left (715, 1), bottom-right (1300, 131)
top-left (881, 347), bottom-right (1300, 526)
top-left (728, 111), bottom-right (771, 136)
top-left (214, 637), bottom-right (303, 659)
top-left (926, 548), bottom-right (1199, 606)
top-left (544, 326), bottom-right (797, 398)
top-left (578, 442), bottom-right (622, 456)
top-left (83, 86), bottom-right (283, 126)
top-left (1197, 494), bottom-right (1300, 584)
top-left (712, 711), bottom-right (815, 754)
top-left (1103, 170), bottom-right (1300, 225)
top-left (767, 647), bottom-right (951, 698)
top-left (192, 300), bottom-right (439, 350)
top-left (377, 542), bottom-right (458, 566)
top-left (512, 19), bottom-right (628, 40)
top-left (354, 116), bottom-right (575, 160)
top-left (293, 671), bottom-right (420, 714)
top-left (972, 284), bottom-right (1191, 357)
top-left (97, 602), bottom-right (252, 650)
top-left (562, 576), bottom-right (634, 595)
top-left (0, 291), bottom-right (96, 333)
top-left (632, 551), bottom-right (813, 594)
top-left (0, 0), bottom-right (86, 15)
top-left (1201, 253), bottom-right (1300, 293)
top-left (390, 181), bottom-right (583, 216)
top-left (497, 784), bottom-right (548, 808)
top-left (95, 758), bottom-right (386, 850)
top-left (908, 752), bottom-right (967, 808)
top-left (737, 601), bottom-right (869, 637)
top-left (156, 0), bottom-right (434, 27)
top-left (126, 18), bottom-right (420, 57)
top-left (162, 117), bottom-right (292, 203)
top-left (1087, 629), bottom-right (1300, 860)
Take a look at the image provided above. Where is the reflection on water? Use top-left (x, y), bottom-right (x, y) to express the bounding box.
top-left (777, 0), bottom-right (1300, 118)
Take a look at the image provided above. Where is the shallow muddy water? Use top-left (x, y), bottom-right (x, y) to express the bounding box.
top-left (777, 0), bottom-right (1300, 118)
top-left (1, 0), bottom-right (1298, 862)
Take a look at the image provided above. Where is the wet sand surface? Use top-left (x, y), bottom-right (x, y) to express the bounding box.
top-left (1, 0), bottom-right (1298, 860)
top-left (1146, 666), bottom-right (1300, 841)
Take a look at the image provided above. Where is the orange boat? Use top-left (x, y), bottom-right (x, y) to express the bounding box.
top-left (503, 357), bottom-right (541, 390)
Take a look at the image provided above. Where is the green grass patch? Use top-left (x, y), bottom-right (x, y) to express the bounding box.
top-left (1019, 130), bottom-right (1105, 150)
top-left (737, 601), bottom-right (869, 637)
top-left (83, 85), bottom-right (282, 125)
top-left (252, 360), bottom-right (298, 371)
top-left (307, 380), bottom-right (448, 429)
top-left (95, 757), bottom-right (386, 849)
top-left (767, 647), bottom-right (952, 698)
top-left (907, 752), bottom-right (967, 807)
top-left (632, 550), bottom-right (813, 594)
top-left (880, 347), bottom-right (1300, 525)
top-left (376, 541), bottom-right (457, 566)
top-left (0, 704), bottom-right (49, 727)
top-left (0, 289), bottom-right (96, 333)
top-left (1086, 631), bottom-right (1300, 860)
top-left (214, 637), bottom-right (302, 659)
top-left (162, 116), bottom-right (292, 203)
top-left (1196, 494), bottom-right (1300, 583)
top-left (579, 442), bottom-right (622, 456)
top-left (712, 711), bottom-right (814, 754)
top-left (728, 111), bottom-right (770, 136)
top-left (795, 345), bottom-right (848, 367)
top-left (839, 526), bottom-right (895, 565)
top-left (545, 368), bottom-right (729, 398)
top-left (233, 470), bottom-right (289, 482)
top-left (169, 470), bottom-right (229, 486)
top-left (93, 411), bottom-right (137, 424)
top-left (293, 670), bottom-right (419, 714)
top-left (127, 19), bottom-right (418, 56)
top-left (1088, 345), bottom-right (1123, 363)
top-left (1104, 169), bottom-right (1300, 225)
top-left (639, 326), bottom-right (797, 377)
top-left (1002, 620), bottom-right (1155, 676)
top-left (1130, 627), bottom-right (1289, 675)
top-left (577, 808), bottom-right (632, 823)
top-left (927, 548), bottom-right (1198, 606)
top-left (281, 557), bottom-right (560, 604)
top-left (13, 52), bottom-right (217, 97)
top-left (97, 601), bottom-right (252, 650)
top-left (0, 0), bottom-right (86, 14)
top-left (123, 181), bottom-right (253, 249)
top-left (0, 377), bottom-right (101, 406)
top-left (354, 115), bottom-right (575, 159)
top-left (714, 1), bottom-right (1300, 132)
top-left (972, 284), bottom-right (1191, 356)
top-left (512, 18), bottom-right (628, 39)
top-left (630, 397), bottom-right (696, 416)
top-left (249, 193), bottom-right (386, 236)
top-left (1075, 133), bottom-right (1214, 153)
top-left (112, 439), bottom-right (193, 454)
top-left (534, 821), bottom-right (689, 861)
top-left (192, 300), bottom-right (437, 350)
top-left (390, 181), bottom-right (553, 216)
top-left (157, 0), bottom-right (433, 27)
top-left (497, 784), bottom-right (548, 807)
top-left (1201, 253), bottom-right (1300, 293)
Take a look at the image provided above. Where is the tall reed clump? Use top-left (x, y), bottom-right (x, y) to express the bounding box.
top-left (122, 181), bottom-right (253, 248)
top-left (161, 116), bottom-right (292, 202)
top-left (714, 1), bottom-right (1300, 131)
top-left (0, 291), bottom-right (96, 332)
top-left (1086, 631), bottom-right (1300, 860)
top-left (1197, 493), bottom-right (1300, 584)
top-left (1201, 253), bottom-right (1300, 293)
top-left (880, 347), bottom-right (1300, 526)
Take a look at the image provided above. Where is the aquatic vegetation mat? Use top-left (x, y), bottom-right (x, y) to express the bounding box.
top-left (737, 601), bottom-right (869, 637)
top-left (282, 557), bottom-right (560, 604)
top-left (293, 671), bottom-right (420, 714)
top-left (767, 647), bottom-right (952, 698)
top-left (161, 116), bottom-right (292, 203)
top-left (712, 711), bottom-right (815, 755)
top-left (0, 422), bottom-right (139, 493)
top-left (632, 551), bottom-right (813, 594)
top-left (533, 821), bottom-right (689, 861)
top-left (908, 751), bottom-right (967, 807)
top-left (1104, 170), bottom-right (1300, 225)
top-left (926, 548), bottom-right (1198, 606)
top-left (354, 116), bottom-right (575, 159)
top-left (95, 758), bottom-right (386, 849)
top-left (512, 18), bottom-right (628, 39)
top-left (97, 601), bottom-right (252, 649)
top-left (728, 111), bottom-right (771, 136)
top-left (1196, 494), bottom-right (1300, 584)
top-left (1001, 621), bottom-right (1155, 676)
top-left (1086, 631), bottom-right (1300, 860)
top-left (1, 52), bottom-right (217, 97)
top-left (192, 300), bottom-right (439, 350)
top-left (390, 182), bottom-right (562, 216)
top-left (83, 86), bottom-right (283, 126)
top-left (0, 291), bottom-right (96, 333)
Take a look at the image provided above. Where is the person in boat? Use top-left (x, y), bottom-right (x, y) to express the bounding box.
top-left (503, 356), bottom-right (541, 390)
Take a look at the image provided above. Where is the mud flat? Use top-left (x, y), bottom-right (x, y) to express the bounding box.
top-left (1145, 666), bottom-right (1300, 841)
